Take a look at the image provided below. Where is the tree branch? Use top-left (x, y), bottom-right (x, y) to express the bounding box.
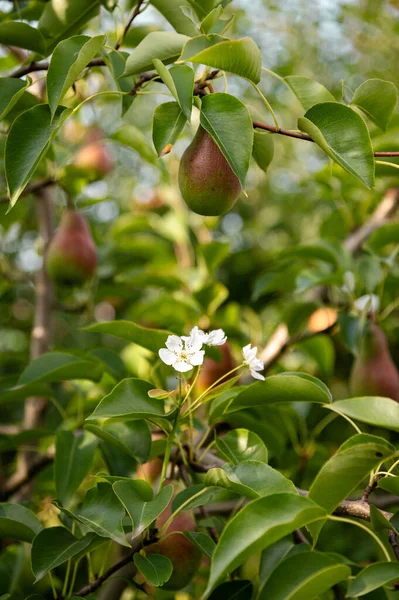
top-left (0, 177), bottom-right (56, 204)
top-left (115, 0), bottom-right (146, 51)
top-left (3, 449), bottom-right (54, 500)
top-left (10, 57), bottom-right (106, 79)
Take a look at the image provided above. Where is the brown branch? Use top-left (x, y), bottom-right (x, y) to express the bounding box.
top-left (74, 552), bottom-right (135, 596)
top-left (10, 57), bottom-right (105, 79)
top-left (0, 177), bottom-right (56, 204)
top-left (115, 0), bottom-right (146, 51)
top-left (3, 449), bottom-right (54, 500)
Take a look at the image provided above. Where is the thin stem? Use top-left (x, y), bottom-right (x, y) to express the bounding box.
top-left (68, 561), bottom-right (80, 597)
top-left (115, 0), bottom-right (146, 50)
top-left (184, 365), bottom-right (244, 417)
top-left (261, 66), bottom-right (290, 88)
top-left (329, 409), bottom-right (362, 434)
top-left (388, 458), bottom-right (399, 474)
top-left (328, 515), bottom-right (391, 561)
top-left (159, 379), bottom-right (182, 490)
top-left (250, 82), bottom-right (280, 129)
top-left (158, 488), bottom-right (209, 537)
top-left (71, 90), bottom-right (128, 116)
top-left (375, 160), bottom-right (399, 170)
top-left (311, 412), bottom-right (338, 440)
top-left (62, 555), bottom-right (72, 596)
top-left (49, 572), bottom-right (57, 599)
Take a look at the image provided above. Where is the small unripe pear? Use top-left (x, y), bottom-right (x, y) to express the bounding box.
top-left (196, 343), bottom-right (235, 395)
top-left (73, 142), bottom-right (113, 177)
top-left (350, 323), bottom-right (399, 401)
top-left (178, 126), bottom-right (241, 216)
top-left (46, 210), bottom-right (97, 286)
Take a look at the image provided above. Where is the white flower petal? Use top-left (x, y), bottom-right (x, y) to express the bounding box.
top-left (165, 335), bottom-right (183, 352)
top-left (354, 294), bottom-right (380, 314)
top-left (250, 369), bottom-right (265, 381)
top-left (251, 358), bottom-right (265, 371)
top-left (190, 350), bottom-right (205, 366)
top-left (186, 330), bottom-right (204, 353)
top-left (242, 344), bottom-right (257, 362)
top-left (173, 361), bottom-right (193, 373)
top-left (159, 348), bottom-right (176, 365)
top-left (207, 329), bottom-right (227, 346)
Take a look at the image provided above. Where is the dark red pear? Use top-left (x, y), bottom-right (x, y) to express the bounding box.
top-left (178, 126), bottom-right (241, 216)
top-left (45, 210), bottom-right (97, 286)
top-left (350, 323), bottom-right (399, 401)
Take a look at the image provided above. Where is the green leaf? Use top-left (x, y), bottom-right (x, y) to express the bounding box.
top-left (0, 383), bottom-right (52, 406)
top-left (298, 102), bottom-right (375, 189)
top-left (208, 581), bottom-right (253, 599)
top-left (82, 320), bottom-right (171, 353)
top-left (47, 35), bottom-right (105, 117)
top-left (179, 33), bottom-right (225, 60)
top-left (258, 551), bottom-right (351, 600)
top-left (150, 0), bottom-right (200, 36)
top-left (348, 562), bottom-right (399, 597)
top-left (308, 434), bottom-right (396, 542)
top-left (152, 102), bottom-right (187, 156)
top-left (172, 486), bottom-right (223, 513)
top-left (53, 482), bottom-right (128, 546)
top-left (55, 430), bottom-right (97, 507)
top-left (368, 223), bottom-right (399, 253)
top-left (122, 32), bottom-right (189, 77)
top-left (38, 0), bottom-right (100, 53)
top-left (252, 131), bottom-right (274, 172)
top-left (184, 531), bottom-right (216, 558)
top-left (259, 539), bottom-right (294, 590)
top-left (201, 5), bottom-right (223, 33)
top-left (285, 76), bottom-right (335, 111)
top-left (200, 92), bottom-right (253, 188)
top-left (215, 429), bottom-right (268, 465)
top-left (378, 476), bottom-right (399, 495)
top-left (202, 493), bottom-right (326, 598)
top-left (85, 421), bottom-right (151, 464)
top-left (369, 504), bottom-right (396, 534)
top-left (19, 352), bottom-right (103, 385)
top-left (0, 504), bottom-right (42, 543)
top-left (298, 335), bottom-right (335, 378)
top-left (179, 36), bottom-right (262, 84)
top-left (6, 104), bottom-right (71, 208)
top-left (153, 61), bottom-right (194, 121)
top-left (225, 373), bottom-right (331, 415)
top-left (31, 528), bottom-right (96, 582)
top-left (113, 480), bottom-right (173, 537)
top-left (351, 79), bottom-right (398, 131)
top-left (86, 378), bottom-right (174, 422)
top-left (0, 22), bottom-right (46, 54)
top-left (133, 553), bottom-right (172, 587)
top-left (327, 397), bottom-right (399, 432)
top-left (111, 125), bottom-right (159, 166)
top-left (205, 461), bottom-right (296, 499)
top-left (103, 49), bottom-right (135, 116)
top-left (0, 78), bottom-right (31, 121)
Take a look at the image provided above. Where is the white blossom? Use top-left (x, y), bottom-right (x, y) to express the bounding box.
top-left (183, 326), bottom-right (227, 347)
top-left (159, 332), bottom-right (205, 373)
top-left (242, 344), bottom-right (265, 381)
top-left (354, 294), bottom-right (380, 314)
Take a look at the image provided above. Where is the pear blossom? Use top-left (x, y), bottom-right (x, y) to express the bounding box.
top-left (354, 294), bottom-right (380, 314)
top-left (242, 344), bottom-right (265, 381)
top-left (159, 332), bottom-right (205, 373)
top-left (183, 326), bottom-right (227, 347)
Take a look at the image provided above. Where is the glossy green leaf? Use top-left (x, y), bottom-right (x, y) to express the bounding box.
top-left (308, 434), bottom-right (395, 542)
top-left (55, 430), bottom-right (97, 507)
top-left (0, 78), bottom-right (31, 122)
top-left (201, 5), bottom-right (223, 33)
top-left (19, 352), bottom-right (103, 385)
top-left (0, 22), bottom-right (46, 54)
top-left (285, 76), bottom-right (335, 111)
top-left (5, 104), bottom-right (71, 208)
top-left (252, 131), bottom-right (274, 171)
top-left (153, 61), bottom-right (194, 121)
top-left (133, 553), bottom-right (172, 587)
top-left (369, 504), bottom-right (396, 533)
top-left (38, 0), bottom-right (100, 52)
top-left (327, 397), bottom-right (399, 432)
top-left (87, 378), bottom-right (174, 422)
top-left (378, 476), bottom-right (399, 495)
top-left (179, 36), bottom-right (262, 84)
top-left (152, 102), bottom-right (187, 156)
top-left (172, 485), bottom-right (224, 513)
top-left (258, 551), bottom-right (350, 600)
top-left (122, 32), bottom-right (189, 77)
top-left (208, 581), bottom-right (253, 599)
top-left (85, 421), bottom-right (150, 464)
top-left (259, 538), bottom-right (294, 590)
top-left (348, 562), bottom-right (399, 597)
top-left (202, 493), bottom-right (326, 597)
top-left (103, 49), bottom-right (134, 116)
top-left (205, 461), bottom-right (296, 499)
top-left (179, 33), bottom-right (225, 60)
top-left (351, 79), bottom-right (398, 131)
top-left (0, 504), bottom-right (42, 543)
top-left (150, 0), bottom-right (200, 36)
top-left (47, 35), bottom-right (105, 117)
top-left (215, 429), bottom-right (268, 465)
top-left (184, 531), bottom-right (216, 558)
top-left (200, 92), bottom-right (253, 188)
top-left (53, 483), bottom-right (128, 546)
top-left (82, 320), bottom-right (171, 353)
top-left (298, 102), bottom-right (375, 188)
top-left (112, 125), bottom-right (159, 165)
top-left (0, 383), bottom-right (52, 406)
top-left (31, 528), bottom-right (96, 582)
top-left (225, 373), bottom-right (331, 415)
top-left (113, 480), bottom-right (173, 537)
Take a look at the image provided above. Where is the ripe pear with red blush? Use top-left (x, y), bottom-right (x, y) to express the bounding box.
top-left (73, 141), bottom-right (113, 179)
top-left (179, 126), bottom-right (241, 216)
top-left (350, 323), bottom-right (399, 401)
top-left (144, 480), bottom-right (201, 591)
top-left (196, 343), bottom-right (235, 395)
top-left (46, 210), bottom-right (97, 286)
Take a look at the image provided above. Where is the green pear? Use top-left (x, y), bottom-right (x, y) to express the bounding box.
top-left (178, 126), bottom-right (241, 216)
top-left (350, 323), bottom-right (399, 401)
top-left (45, 210), bottom-right (97, 286)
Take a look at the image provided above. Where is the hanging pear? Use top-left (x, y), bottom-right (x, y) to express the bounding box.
top-left (178, 126), bottom-right (241, 216)
top-left (350, 323), bottom-right (399, 401)
top-left (46, 210), bottom-right (97, 286)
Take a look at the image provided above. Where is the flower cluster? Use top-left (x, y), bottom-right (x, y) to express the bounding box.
top-left (158, 326), bottom-right (265, 381)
